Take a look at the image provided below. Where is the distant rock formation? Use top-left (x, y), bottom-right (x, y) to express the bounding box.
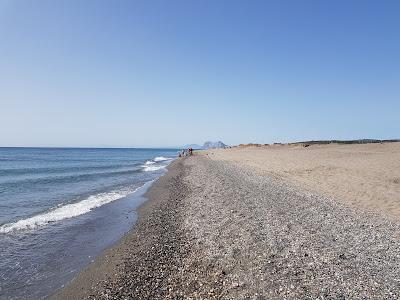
top-left (203, 141), bottom-right (227, 149)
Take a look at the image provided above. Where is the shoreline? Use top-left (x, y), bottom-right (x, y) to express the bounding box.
top-left (56, 153), bottom-right (400, 299)
top-left (53, 159), bottom-right (187, 299)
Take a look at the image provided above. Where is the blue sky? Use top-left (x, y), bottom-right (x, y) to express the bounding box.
top-left (0, 0), bottom-right (399, 147)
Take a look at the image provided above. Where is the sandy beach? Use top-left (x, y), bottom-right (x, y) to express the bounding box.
top-left (207, 142), bottom-right (400, 220)
top-left (56, 143), bottom-right (400, 299)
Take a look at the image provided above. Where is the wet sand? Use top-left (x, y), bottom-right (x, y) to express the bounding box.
top-left (56, 151), bottom-right (400, 299)
top-left (54, 160), bottom-right (190, 299)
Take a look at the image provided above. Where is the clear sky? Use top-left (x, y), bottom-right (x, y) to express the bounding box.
top-left (0, 0), bottom-right (399, 147)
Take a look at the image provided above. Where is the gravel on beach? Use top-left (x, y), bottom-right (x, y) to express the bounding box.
top-left (56, 155), bottom-right (400, 299)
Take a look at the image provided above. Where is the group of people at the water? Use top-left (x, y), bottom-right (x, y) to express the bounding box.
top-left (178, 147), bottom-right (193, 157)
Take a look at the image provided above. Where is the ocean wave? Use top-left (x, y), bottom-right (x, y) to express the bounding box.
top-left (142, 165), bottom-right (166, 172)
top-left (0, 163), bottom-right (138, 177)
top-left (153, 156), bottom-right (171, 162)
top-left (144, 160), bottom-right (156, 165)
top-left (0, 168), bottom-right (141, 188)
top-left (0, 186), bottom-right (141, 234)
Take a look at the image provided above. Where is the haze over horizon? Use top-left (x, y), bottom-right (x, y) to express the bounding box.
top-left (1, 0), bottom-right (399, 148)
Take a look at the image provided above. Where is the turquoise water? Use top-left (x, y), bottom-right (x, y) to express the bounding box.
top-left (0, 148), bottom-right (178, 299)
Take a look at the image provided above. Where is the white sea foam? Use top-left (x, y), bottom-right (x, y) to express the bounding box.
top-left (154, 156), bottom-right (171, 162)
top-left (145, 160), bottom-right (156, 165)
top-left (142, 165), bottom-right (166, 172)
top-left (0, 187), bottom-right (140, 234)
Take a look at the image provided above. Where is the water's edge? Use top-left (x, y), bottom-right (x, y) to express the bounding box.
top-left (51, 159), bottom-right (178, 299)
top-left (0, 148), bottom-right (178, 299)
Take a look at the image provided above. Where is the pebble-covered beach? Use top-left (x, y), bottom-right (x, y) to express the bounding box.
top-left (56, 154), bottom-right (400, 299)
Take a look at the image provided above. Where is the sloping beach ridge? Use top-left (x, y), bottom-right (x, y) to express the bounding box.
top-left (56, 142), bottom-right (400, 299)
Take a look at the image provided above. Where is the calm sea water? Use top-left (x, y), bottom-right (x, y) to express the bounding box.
top-left (0, 147), bottom-right (178, 299)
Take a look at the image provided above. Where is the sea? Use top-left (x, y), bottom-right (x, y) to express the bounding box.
top-left (0, 147), bottom-right (178, 299)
